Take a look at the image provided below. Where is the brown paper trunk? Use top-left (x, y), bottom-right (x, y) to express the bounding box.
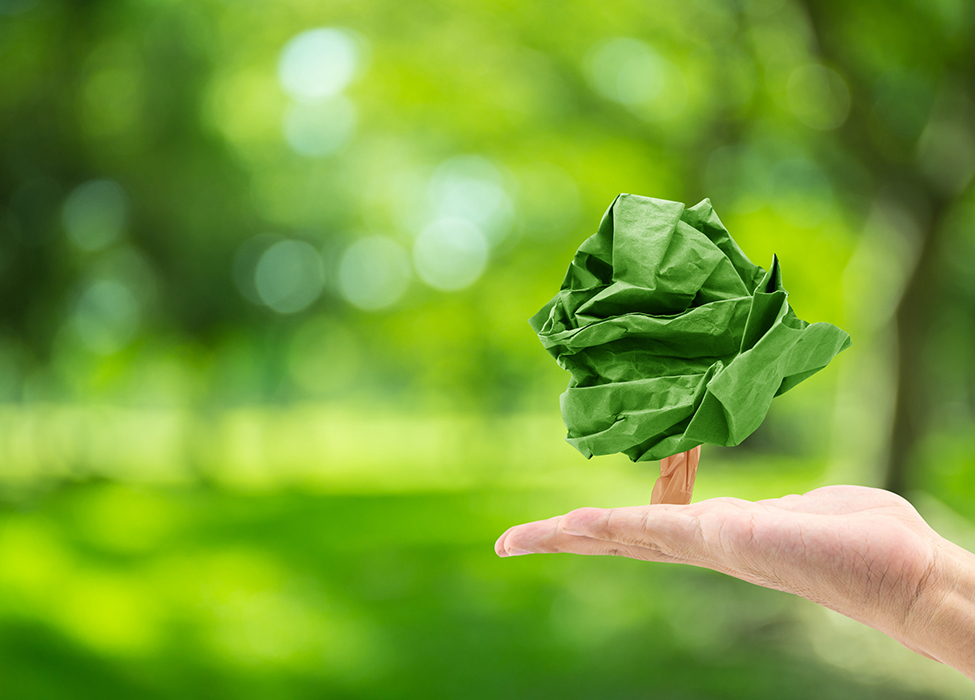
top-left (650, 445), bottom-right (701, 505)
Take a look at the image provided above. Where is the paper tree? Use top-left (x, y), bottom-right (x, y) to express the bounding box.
top-left (530, 194), bottom-right (851, 504)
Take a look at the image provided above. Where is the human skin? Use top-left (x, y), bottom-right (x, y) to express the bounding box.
top-left (495, 485), bottom-right (975, 679)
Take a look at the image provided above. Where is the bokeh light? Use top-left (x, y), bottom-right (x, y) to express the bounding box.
top-left (3, 2), bottom-right (975, 697)
top-left (584, 37), bottom-right (687, 120)
top-left (254, 240), bottom-right (326, 314)
top-left (79, 42), bottom-right (145, 141)
top-left (413, 218), bottom-right (488, 292)
top-left (73, 279), bottom-right (140, 354)
top-left (234, 234), bottom-right (281, 306)
top-left (427, 156), bottom-right (512, 247)
top-left (277, 28), bottom-right (364, 103)
top-left (585, 38), bottom-right (665, 106)
top-left (62, 179), bottom-right (128, 252)
top-left (89, 246), bottom-right (158, 310)
top-left (338, 236), bottom-right (411, 311)
top-left (282, 97), bottom-right (356, 157)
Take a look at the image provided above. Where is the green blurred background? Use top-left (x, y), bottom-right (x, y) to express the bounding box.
top-left (1, 0), bottom-right (975, 697)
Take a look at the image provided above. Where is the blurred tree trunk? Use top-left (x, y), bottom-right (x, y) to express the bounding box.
top-left (887, 203), bottom-right (948, 493)
top-left (799, 1), bottom-right (963, 494)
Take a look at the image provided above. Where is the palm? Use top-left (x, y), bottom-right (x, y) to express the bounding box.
top-left (496, 486), bottom-right (941, 643)
top-left (688, 487), bottom-right (938, 625)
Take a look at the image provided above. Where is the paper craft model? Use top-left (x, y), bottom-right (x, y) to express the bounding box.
top-left (530, 194), bottom-right (851, 504)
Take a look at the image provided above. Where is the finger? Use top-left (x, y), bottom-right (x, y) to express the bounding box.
top-left (556, 505), bottom-right (709, 562)
top-left (495, 516), bottom-right (560, 556)
top-left (496, 510), bottom-right (764, 587)
top-left (496, 504), bottom-right (813, 596)
top-left (496, 514), bottom-right (683, 562)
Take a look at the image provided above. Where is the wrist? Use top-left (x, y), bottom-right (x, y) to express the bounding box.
top-left (901, 537), bottom-right (975, 678)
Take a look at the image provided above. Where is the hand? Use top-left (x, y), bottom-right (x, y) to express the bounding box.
top-left (496, 485), bottom-right (975, 678)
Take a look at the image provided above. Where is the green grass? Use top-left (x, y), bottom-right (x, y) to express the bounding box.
top-left (0, 480), bottom-right (958, 699)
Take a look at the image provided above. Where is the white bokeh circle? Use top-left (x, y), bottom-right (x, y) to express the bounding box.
top-left (254, 239), bottom-right (326, 314)
top-left (338, 236), bottom-right (411, 311)
top-left (413, 218), bottom-right (488, 292)
top-left (278, 28), bottom-right (363, 102)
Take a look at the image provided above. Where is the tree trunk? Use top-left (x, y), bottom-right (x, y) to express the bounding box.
top-left (797, 0), bottom-right (962, 494)
top-left (885, 202), bottom-right (948, 493)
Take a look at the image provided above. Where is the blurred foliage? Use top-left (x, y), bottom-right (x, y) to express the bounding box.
top-left (1, 0), bottom-right (975, 696)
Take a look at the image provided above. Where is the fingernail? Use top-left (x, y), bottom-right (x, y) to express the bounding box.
top-left (504, 548), bottom-right (534, 557)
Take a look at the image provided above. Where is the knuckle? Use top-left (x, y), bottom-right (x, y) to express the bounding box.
top-left (660, 513), bottom-right (705, 559)
top-left (560, 507), bottom-right (603, 533)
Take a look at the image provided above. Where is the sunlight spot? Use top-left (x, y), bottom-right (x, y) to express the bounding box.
top-left (74, 279), bottom-right (140, 354)
top-left (282, 97), bottom-right (356, 157)
top-left (62, 179), bottom-right (127, 251)
top-left (584, 38), bottom-right (687, 120)
top-left (586, 38), bottom-right (665, 106)
top-left (278, 28), bottom-right (365, 102)
top-left (428, 156), bottom-right (512, 247)
top-left (254, 240), bottom-right (326, 314)
top-left (338, 236), bottom-right (411, 311)
top-left (413, 218), bottom-right (488, 292)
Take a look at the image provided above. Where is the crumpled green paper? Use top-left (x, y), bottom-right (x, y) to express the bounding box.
top-left (529, 193), bottom-right (851, 462)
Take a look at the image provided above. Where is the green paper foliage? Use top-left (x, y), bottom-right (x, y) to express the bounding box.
top-left (530, 194), bottom-right (851, 462)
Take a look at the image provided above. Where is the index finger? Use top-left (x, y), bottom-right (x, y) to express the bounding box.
top-left (495, 507), bottom-right (696, 564)
top-left (556, 505), bottom-right (708, 561)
